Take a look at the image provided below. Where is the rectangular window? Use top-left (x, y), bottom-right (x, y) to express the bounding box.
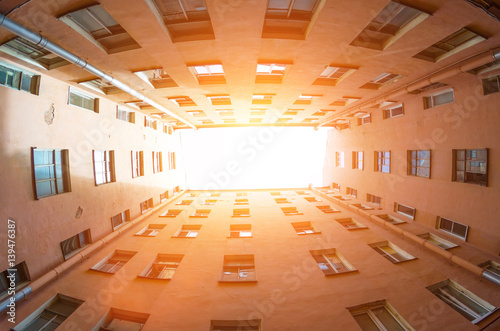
top-left (235, 198), bottom-right (249, 205)
top-left (350, 1), bottom-right (429, 50)
top-left (256, 63), bottom-right (289, 83)
top-left (210, 320), bottom-right (261, 331)
top-left (336, 151), bottom-right (345, 167)
top-left (482, 74), bottom-right (500, 95)
top-left (316, 205), bottom-right (339, 213)
top-left (147, 0), bottom-right (215, 42)
top-left (207, 94), bottom-right (231, 106)
top-left (78, 78), bottom-right (121, 95)
top-left (220, 255), bottom-right (256, 282)
top-left (367, 193), bottom-right (382, 205)
top-left (408, 150), bottom-right (431, 178)
top-left (131, 151), bottom-right (144, 178)
top-left (358, 114), bottom-right (371, 125)
top-left (427, 279), bottom-right (496, 324)
top-left (168, 96), bottom-right (197, 107)
top-left (0, 62), bottom-right (40, 94)
top-left (160, 190), bottom-right (169, 202)
top-left (414, 28), bottom-right (486, 63)
top-left (394, 203), bottom-right (415, 219)
top-left (336, 218), bottom-right (367, 230)
top-left (452, 149), bottom-right (488, 186)
top-left (291, 221), bottom-right (320, 235)
top-left (0, 262), bottom-right (30, 300)
top-left (423, 89), bottom-right (455, 109)
top-left (346, 187), bottom-right (357, 198)
top-left (348, 300), bottom-right (413, 331)
top-left (152, 151), bottom-right (163, 174)
top-left (375, 151), bottom-right (391, 173)
top-left (202, 199), bottom-right (218, 205)
top-left (135, 224), bottom-right (166, 237)
top-left (191, 209), bottom-right (211, 218)
top-left (139, 254), bottom-right (183, 280)
top-left (59, 4), bottom-right (141, 54)
top-left (252, 94), bottom-right (274, 104)
top-left (140, 198), bottom-right (153, 214)
top-left (478, 261), bottom-right (500, 278)
top-left (437, 217), bottom-right (469, 241)
top-left (116, 106), bottom-right (135, 123)
top-left (418, 233), bottom-right (458, 249)
top-left (60, 229), bottom-right (91, 260)
top-left (331, 182), bottom-right (341, 191)
top-left (351, 203), bottom-right (374, 211)
top-left (144, 116), bottom-right (157, 129)
top-left (304, 196), bottom-right (321, 202)
top-left (111, 210), bottom-right (130, 230)
top-left (377, 214), bottom-right (406, 225)
top-left (31, 148), bottom-right (71, 200)
top-left (134, 68), bottom-right (177, 88)
top-left (270, 191), bottom-right (281, 196)
top-left (275, 198), bottom-right (290, 204)
top-left (370, 241), bottom-right (416, 263)
top-left (229, 224), bottom-right (252, 238)
top-left (294, 94), bottom-right (321, 105)
top-left (90, 250), bottom-right (137, 274)
top-left (383, 104), bottom-right (404, 119)
top-left (168, 152), bottom-right (176, 170)
top-left (93, 150), bottom-right (115, 185)
top-left (313, 65), bottom-right (357, 86)
top-left (281, 207), bottom-right (303, 216)
top-left (160, 209), bottom-right (182, 217)
top-left (352, 151), bottom-right (364, 170)
top-left (68, 87), bottom-right (98, 112)
top-left (311, 249), bottom-right (356, 275)
top-left (190, 64), bottom-right (226, 84)
top-left (173, 224), bottom-right (202, 238)
top-left (330, 96), bottom-right (361, 107)
top-left (94, 308), bottom-right (150, 330)
top-left (176, 199), bottom-right (193, 205)
top-left (13, 294), bottom-right (83, 331)
top-left (360, 73), bottom-right (403, 90)
top-left (233, 208), bottom-right (250, 217)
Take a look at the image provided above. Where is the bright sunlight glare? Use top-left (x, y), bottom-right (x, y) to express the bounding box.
top-left (179, 127), bottom-right (328, 190)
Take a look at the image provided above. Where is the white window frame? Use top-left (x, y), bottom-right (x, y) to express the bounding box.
top-left (349, 300), bottom-right (414, 331)
top-left (370, 241), bottom-right (416, 263)
top-left (418, 233), bottom-right (458, 250)
top-left (423, 88), bottom-right (455, 109)
top-left (436, 217), bottom-right (469, 241)
top-left (394, 203), bottom-right (415, 220)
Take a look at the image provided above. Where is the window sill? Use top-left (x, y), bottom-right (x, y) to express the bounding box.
top-left (137, 275), bottom-right (172, 281)
top-left (219, 280), bottom-right (258, 284)
top-left (297, 232), bottom-right (321, 235)
top-left (324, 269), bottom-right (359, 277)
top-left (227, 236), bottom-right (253, 239)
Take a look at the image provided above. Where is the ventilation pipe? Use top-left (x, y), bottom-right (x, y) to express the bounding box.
top-left (0, 13), bottom-right (196, 130)
top-left (312, 188), bottom-right (500, 287)
top-left (316, 48), bottom-right (500, 129)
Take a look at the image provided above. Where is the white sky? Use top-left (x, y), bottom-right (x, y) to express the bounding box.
top-left (179, 127), bottom-right (328, 190)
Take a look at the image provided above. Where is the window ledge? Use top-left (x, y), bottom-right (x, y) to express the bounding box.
top-left (324, 269), bottom-right (359, 277)
top-left (218, 280), bottom-right (258, 284)
top-left (137, 276), bottom-right (172, 281)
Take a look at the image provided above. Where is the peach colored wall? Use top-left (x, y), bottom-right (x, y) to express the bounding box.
top-left (0, 60), bottom-right (185, 280)
top-left (324, 71), bottom-right (500, 256)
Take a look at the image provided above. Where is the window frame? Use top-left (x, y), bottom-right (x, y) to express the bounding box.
top-left (370, 241), bottom-right (416, 264)
top-left (0, 62), bottom-right (40, 95)
top-left (375, 151), bottom-right (391, 173)
top-left (452, 149), bottom-right (488, 186)
top-left (336, 218), bottom-right (368, 230)
top-left (135, 224), bottom-right (166, 237)
top-left (0, 262), bottom-right (30, 301)
top-left (336, 151), bottom-right (345, 167)
top-left (436, 217), bottom-right (469, 241)
top-left (310, 248), bottom-right (357, 276)
top-left (219, 255), bottom-right (257, 283)
top-left (138, 254), bottom-right (183, 280)
top-left (418, 233), bottom-right (458, 249)
top-left (407, 150), bottom-right (431, 178)
top-left (291, 221), bottom-right (321, 235)
top-left (90, 250), bottom-right (137, 274)
top-left (352, 151), bottom-right (364, 170)
top-left (152, 151), bottom-right (163, 174)
top-left (92, 150), bottom-right (116, 186)
top-left (173, 225), bottom-right (202, 238)
top-left (348, 300), bottom-right (414, 331)
top-left (60, 229), bottom-right (91, 260)
top-left (111, 210), bottom-right (130, 230)
top-left (31, 147), bottom-right (71, 200)
top-left (394, 203), bottom-right (416, 220)
top-left (228, 224), bottom-right (252, 238)
top-left (131, 151), bottom-right (144, 178)
top-left (383, 103), bottom-right (404, 119)
top-left (68, 86), bottom-right (99, 112)
top-left (140, 198), bottom-right (153, 214)
top-left (423, 89), bottom-right (455, 109)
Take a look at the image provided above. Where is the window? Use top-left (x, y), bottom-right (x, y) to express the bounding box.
top-left (31, 148), bottom-right (71, 200)
top-left (482, 74), bottom-right (500, 95)
top-left (252, 94), bottom-right (274, 104)
top-left (360, 73), bottom-right (403, 90)
top-left (383, 104), bottom-right (404, 119)
top-left (59, 4), bottom-right (141, 54)
top-left (235, 198), bottom-right (249, 205)
top-left (140, 198), bottom-right (153, 214)
top-left (92, 150), bottom-right (115, 185)
top-left (68, 87), bottom-right (98, 112)
top-left (478, 261), bottom-right (500, 278)
top-left (208, 95), bottom-right (231, 105)
top-left (146, 0), bottom-right (215, 42)
top-left (262, 0), bottom-right (321, 39)
top-left (275, 198), bottom-right (290, 204)
top-left (407, 150), bottom-right (431, 178)
top-left (332, 182), bottom-right (341, 191)
top-left (60, 229), bottom-right (91, 260)
top-left (394, 203), bottom-right (415, 219)
top-left (418, 233), bottom-right (458, 249)
top-left (452, 149), bottom-right (488, 186)
top-left (414, 28), bottom-right (486, 62)
top-left (291, 221), bottom-right (320, 235)
top-left (160, 191), bottom-right (169, 203)
top-left (233, 208), bottom-right (250, 217)
top-left (313, 65), bottom-right (357, 86)
top-left (311, 249), bottom-right (356, 275)
top-left (134, 68), bottom-right (177, 88)
top-left (173, 225), bottom-right (202, 238)
top-left (139, 254), bottom-right (183, 280)
top-left (348, 300), bottom-right (413, 331)
top-left (1, 262), bottom-right (30, 300)
top-left (350, 1), bottom-right (429, 50)
top-left (281, 207), bottom-right (303, 216)
top-left (111, 210), bottom-right (130, 230)
top-left (437, 217), bottom-right (469, 241)
top-left (168, 96), bottom-right (197, 107)
top-left (168, 152), bottom-right (176, 170)
top-left (358, 114), bottom-right (371, 125)
top-left (256, 63), bottom-right (290, 83)
top-left (152, 151), bottom-right (163, 174)
top-left (427, 279), bottom-right (497, 324)
top-left (352, 151), bottom-right (364, 170)
top-left (176, 199), bottom-right (193, 205)
top-left (336, 151), bottom-right (345, 167)
top-left (13, 294), bottom-right (83, 331)
top-left (211, 193), bottom-right (221, 197)
top-left (304, 196), bottom-right (321, 202)
top-left (144, 116), bottom-right (157, 129)
top-left (116, 106), bottom-right (135, 123)
top-left (90, 250), bottom-right (137, 273)
top-left (189, 64), bottom-right (226, 84)
top-left (294, 94), bottom-right (321, 105)
top-left (377, 214), bottom-right (406, 225)
top-left (351, 203), bottom-right (374, 211)
top-left (270, 191), bottom-right (281, 196)
top-left (423, 89), bottom-right (455, 109)
top-left (346, 187), bottom-right (357, 198)
top-left (330, 96), bottom-right (361, 107)
top-left (203, 199), bottom-right (218, 205)
top-left (375, 151), bottom-right (391, 173)
top-left (78, 78), bottom-right (121, 95)
top-left (229, 224), bottom-right (252, 238)
top-left (367, 193), bottom-right (382, 205)
top-left (95, 308), bottom-right (149, 330)
top-left (0, 37), bottom-right (70, 70)
top-left (220, 255), bottom-right (256, 282)
top-left (131, 151), bottom-right (144, 178)
top-left (336, 218), bottom-right (367, 230)
top-left (160, 209), bottom-right (182, 217)
top-left (317, 206), bottom-right (339, 215)
top-left (370, 241), bottom-right (416, 263)
top-left (0, 62), bottom-right (40, 94)
top-left (210, 319), bottom-right (261, 331)
top-left (191, 209), bottom-right (211, 218)
top-left (135, 224), bottom-right (166, 237)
